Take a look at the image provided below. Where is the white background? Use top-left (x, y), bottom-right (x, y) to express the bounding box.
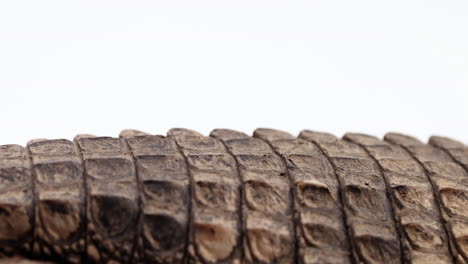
top-left (0, 1), bottom-right (467, 145)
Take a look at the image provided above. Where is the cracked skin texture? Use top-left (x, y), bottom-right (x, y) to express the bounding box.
top-left (0, 128), bottom-right (466, 264)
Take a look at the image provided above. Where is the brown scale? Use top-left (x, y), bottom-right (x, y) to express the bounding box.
top-left (168, 128), bottom-right (242, 264)
top-left (121, 130), bottom-right (190, 264)
top-left (253, 128), bottom-right (352, 264)
top-left (0, 145), bottom-right (33, 258)
top-left (345, 133), bottom-right (453, 263)
top-left (211, 129), bottom-right (295, 264)
top-left (381, 133), bottom-right (468, 264)
top-left (386, 133), bottom-right (468, 263)
top-left (300, 131), bottom-right (402, 264)
top-left (27, 139), bottom-right (86, 263)
top-left (75, 136), bottom-right (139, 263)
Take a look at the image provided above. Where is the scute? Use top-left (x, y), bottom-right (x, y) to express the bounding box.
top-left (194, 223), bottom-right (237, 262)
top-left (143, 214), bottom-right (185, 251)
top-left (0, 204), bottom-right (31, 241)
top-left (90, 195), bottom-right (138, 237)
top-left (247, 228), bottom-right (291, 263)
top-left (38, 199), bottom-right (81, 242)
